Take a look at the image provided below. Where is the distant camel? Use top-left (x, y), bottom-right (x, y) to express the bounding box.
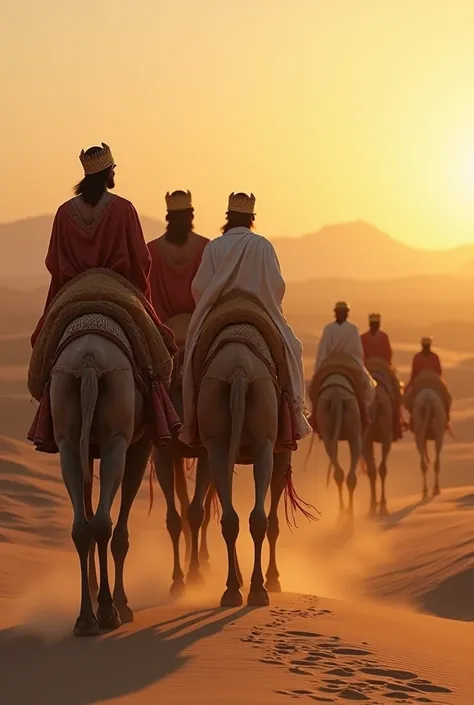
top-left (412, 387), bottom-right (446, 499)
top-left (197, 331), bottom-right (295, 607)
top-left (315, 373), bottom-right (362, 517)
top-left (362, 378), bottom-right (394, 516)
top-left (50, 332), bottom-right (152, 637)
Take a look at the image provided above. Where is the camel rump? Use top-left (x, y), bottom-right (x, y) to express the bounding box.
top-left (188, 293), bottom-right (298, 459)
top-left (366, 357), bottom-right (404, 441)
top-left (27, 269), bottom-right (180, 453)
top-left (403, 370), bottom-right (451, 416)
top-left (403, 370), bottom-right (451, 437)
top-left (308, 353), bottom-right (369, 438)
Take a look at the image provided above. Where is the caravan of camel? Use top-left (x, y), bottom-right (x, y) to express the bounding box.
top-left (25, 144), bottom-right (453, 636)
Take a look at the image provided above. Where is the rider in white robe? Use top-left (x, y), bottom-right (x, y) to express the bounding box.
top-left (315, 302), bottom-right (376, 414)
top-left (179, 193), bottom-right (311, 446)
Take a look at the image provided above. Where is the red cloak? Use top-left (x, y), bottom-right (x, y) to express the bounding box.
top-left (147, 233), bottom-right (209, 322)
top-left (31, 195), bottom-right (173, 350)
top-left (361, 329), bottom-right (393, 364)
top-left (408, 350), bottom-right (442, 387)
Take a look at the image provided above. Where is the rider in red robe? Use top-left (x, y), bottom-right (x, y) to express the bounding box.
top-left (360, 313), bottom-right (393, 364)
top-left (147, 190), bottom-right (209, 329)
top-left (407, 337), bottom-right (442, 385)
top-left (28, 143), bottom-right (178, 452)
top-left (31, 144), bottom-right (172, 349)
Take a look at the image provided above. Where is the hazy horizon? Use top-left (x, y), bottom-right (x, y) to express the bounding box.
top-left (4, 0), bottom-right (474, 249)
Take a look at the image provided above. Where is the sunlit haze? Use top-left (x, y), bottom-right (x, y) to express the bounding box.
top-left (3, 0), bottom-right (474, 248)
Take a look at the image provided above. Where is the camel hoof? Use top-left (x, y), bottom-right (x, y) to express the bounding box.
top-left (73, 616), bottom-right (100, 637)
top-left (368, 506), bottom-right (378, 519)
top-left (247, 588), bottom-right (270, 607)
top-left (433, 487), bottom-right (440, 497)
top-left (422, 492), bottom-right (429, 503)
top-left (186, 569), bottom-right (205, 588)
top-left (220, 589), bottom-right (243, 607)
top-left (265, 578), bottom-right (282, 593)
top-left (169, 580), bottom-right (186, 599)
top-left (116, 603), bottom-right (134, 624)
top-left (97, 606), bottom-right (122, 631)
top-left (378, 504), bottom-right (389, 517)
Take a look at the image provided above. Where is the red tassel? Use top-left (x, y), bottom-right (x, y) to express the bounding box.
top-left (283, 464), bottom-right (320, 531)
top-left (147, 455), bottom-right (155, 518)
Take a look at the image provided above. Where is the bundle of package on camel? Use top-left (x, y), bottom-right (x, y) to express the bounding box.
top-left (308, 352), bottom-right (369, 440)
top-left (365, 356), bottom-right (405, 442)
top-left (403, 369), bottom-right (452, 437)
top-left (27, 268), bottom-right (180, 454)
top-left (190, 290), bottom-right (296, 462)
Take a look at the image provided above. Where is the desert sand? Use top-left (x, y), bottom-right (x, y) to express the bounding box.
top-left (0, 304), bottom-right (473, 704)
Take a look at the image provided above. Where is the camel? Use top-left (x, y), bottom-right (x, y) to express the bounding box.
top-left (315, 373), bottom-right (362, 516)
top-left (197, 334), bottom-right (292, 608)
top-left (411, 387), bottom-right (446, 499)
top-left (362, 379), bottom-right (394, 516)
top-left (50, 332), bottom-right (153, 636)
top-left (153, 348), bottom-right (217, 595)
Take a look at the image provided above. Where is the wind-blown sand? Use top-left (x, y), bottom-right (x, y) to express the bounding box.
top-left (0, 336), bottom-right (473, 703)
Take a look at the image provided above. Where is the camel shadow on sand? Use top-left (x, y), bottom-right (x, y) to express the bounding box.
top-left (0, 606), bottom-right (251, 704)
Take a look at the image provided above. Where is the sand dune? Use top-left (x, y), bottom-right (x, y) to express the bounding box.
top-left (1, 315), bottom-right (473, 703)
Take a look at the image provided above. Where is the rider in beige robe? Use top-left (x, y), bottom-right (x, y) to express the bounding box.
top-left (179, 192), bottom-right (311, 446)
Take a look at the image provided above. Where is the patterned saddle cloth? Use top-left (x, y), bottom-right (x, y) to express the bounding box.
top-left (28, 269), bottom-right (173, 401)
top-left (309, 353), bottom-right (367, 418)
top-left (192, 291), bottom-right (289, 390)
top-left (404, 370), bottom-right (451, 415)
top-left (203, 323), bottom-right (277, 380)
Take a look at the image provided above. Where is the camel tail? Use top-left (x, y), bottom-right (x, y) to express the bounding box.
top-left (79, 355), bottom-right (99, 483)
top-left (326, 398), bottom-right (343, 487)
top-left (228, 369), bottom-right (248, 482)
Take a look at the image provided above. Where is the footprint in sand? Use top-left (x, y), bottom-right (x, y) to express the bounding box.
top-left (246, 608), bottom-right (453, 704)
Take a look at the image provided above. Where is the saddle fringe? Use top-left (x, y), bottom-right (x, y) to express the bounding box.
top-left (283, 464), bottom-right (320, 530)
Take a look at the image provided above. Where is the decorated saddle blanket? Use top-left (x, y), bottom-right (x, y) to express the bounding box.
top-left (309, 354), bottom-right (366, 416)
top-left (28, 269), bottom-right (174, 401)
top-left (192, 292), bottom-right (289, 390)
top-left (403, 370), bottom-right (451, 416)
top-left (189, 295), bottom-right (298, 459)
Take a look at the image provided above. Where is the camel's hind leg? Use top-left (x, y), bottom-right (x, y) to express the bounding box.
top-left (174, 456), bottom-right (192, 567)
top-left (364, 439), bottom-right (378, 516)
top-left (199, 485), bottom-right (214, 570)
top-left (347, 415), bottom-right (362, 518)
top-left (247, 379), bottom-right (278, 606)
top-left (51, 373), bottom-right (98, 637)
top-left (84, 466), bottom-right (99, 603)
top-left (154, 445), bottom-right (186, 597)
top-left (187, 454), bottom-right (211, 586)
top-left (433, 426), bottom-right (444, 497)
top-left (111, 435), bottom-right (152, 623)
top-left (378, 436), bottom-right (391, 516)
top-left (265, 451), bottom-right (289, 593)
top-left (93, 369), bottom-right (135, 631)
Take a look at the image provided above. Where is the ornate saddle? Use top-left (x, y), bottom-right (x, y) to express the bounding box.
top-left (308, 353), bottom-right (367, 423)
top-left (403, 370), bottom-right (451, 416)
top-left (28, 269), bottom-right (174, 401)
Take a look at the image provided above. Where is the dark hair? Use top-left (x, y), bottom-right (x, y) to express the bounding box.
top-left (73, 146), bottom-right (111, 206)
top-left (165, 190), bottom-right (195, 245)
top-left (221, 211), bottom-right (255, 233)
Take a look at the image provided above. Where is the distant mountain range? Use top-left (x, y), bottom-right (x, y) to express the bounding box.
top-left (1, 214), bottom-right (474, 286)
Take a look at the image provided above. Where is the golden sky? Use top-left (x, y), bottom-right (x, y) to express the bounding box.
top-left (3, 0), bottom-right (474, 248)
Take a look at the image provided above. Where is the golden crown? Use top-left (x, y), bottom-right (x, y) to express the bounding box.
top-left (79, 143), bottom-right (114, 175)
top-left (369, 312), bottom-right (381, 322)
top-left (335, 301), bottom-right (350, 310)
top-left (165, 190), bottom-right (193, 212)
top-left (227, 192), bottom-right (256, 214)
